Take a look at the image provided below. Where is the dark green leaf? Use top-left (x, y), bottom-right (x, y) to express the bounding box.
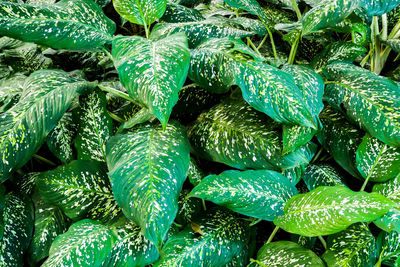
top-left (224, 0), bottom-right (268, 22)
top-left (187, 157), bottom-right (205, 186)
top-left (161, 3), bottom-right (204, 23)
top-left (361, 0), bottom-right (400, 16)
top-left (384, 39), bottom-right (400, 52)
top-left (302, 164), bottom-right (347, 191)
top-left (377, 230), bottom-right (400, 266)
top-left (176, 189), bottom-right (202, 225)
top-left (0, 73), bottom-right (26, 113)
top-left (106, 122), bottom-right (190, 248)
top-left (113, 0), bottom-right (166, 25)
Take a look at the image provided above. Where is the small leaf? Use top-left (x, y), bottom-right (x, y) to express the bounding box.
top-left (322, 223), bottom-right (376, 266)
top-left (377, 230), bottom-right (400, 266)
top-left (113, 0), bottom-right (166, 26)
top-left (112, 33), bottom-right (190, 127)
top-left (106, 122), bottom-right (190, 248)
top-left (302, 164), bottom-right (347, 191)
top-left (36, 160), bottom-right (121, 223)
top-left (361, 0), bottom-right (400, 16)
top-left (190, 169), bottom-right (298, 220)
top-left (274, 186), bottom-right (394, 236)
top-left (43, 219), bottom-right (118, 267)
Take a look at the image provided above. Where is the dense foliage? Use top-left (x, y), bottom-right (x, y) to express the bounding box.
top-left (0, 0), bottom-right (400, 265)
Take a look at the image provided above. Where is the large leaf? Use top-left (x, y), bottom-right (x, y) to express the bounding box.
top-left (302, 164), bottom-right (347, 191)
top-left (74, 90), bottom-right (113, 162)
top-left (43, 219), bottom-right (117, 266)
top-left (233, 61), bottom-right (317, 128)
top-left (0, 70), bottom-right (96, 182)
top-left (113, 0), bottom-right (166, 26)
top-left (361, 0), bottom-right (400, 16)
top-left (250, 241), bottom-right (324, 266)
top-left (0, 192), bottom-right (34, 266)
top-left (154, 208), bottom-right (250, 266)
top-left (106, 122), bottom-right (190, 248)
top-left (150, 18), bottom-right (253, 48)
top-left (322, 223), bottom-right (376, 266)
top-left (223, 0), bottom-right (268, 22)
top-left (189, 37), bottom-right (262, 94)
top-left (377, 230), bottom-right (400, 266)
top-left (301, 0), bottom-right (360, 34)
top-left (0, 0), bottom-right (116, 50)
top-left (324, 61), bottom-right (400, 147)
top-left (375, 209), bottom-right (400, 233)
top-left (112, 33), bottom-right (189, 127)
top-left (356, 133), bottom-right (400, 182)
top-left (274, 186), bottom-right (394, 236)
top-left (190, 169), bottom-right (298, 220)
top-left (36, 160), bottom-right (121, 223)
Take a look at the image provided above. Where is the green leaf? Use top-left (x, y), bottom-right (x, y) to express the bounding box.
top-left (224, 244), bottom-right (249, 267)
top-left (176, 189), bottom-right (202, 225)
top-left (113, 0), bottom-right (166, 26)
top-left (0, 192), bottom-right (34, 266)
top-left (375, 209), bottom-right (400, 233)
top-left (161, 3), bottom-right (204, 23)
top-left (231, 17), bottom-right (267, 36)
top-left (0, 0), bottom-right (116, 50)
top-left (302, 164), bottom-right (347, 191)
top-left (274, 186), bottom-right (394, 237)
top-left (150, 18), bottom-right (253, 48)
top-left (233, 61), bottom-right (317, 128)
top-left (301, 0), bottom-right (360, 35)
top-left (0, 70), bottom-right (96, 182)
top-left (112, 33), bottom-right (190, 128)
top-left (322, 223), bottom-right (376, 267)
top-left (46, 112), bottom-right (76, 163)
top-left (317, 105), bottom-right (364, 178)
top-left (282, 125), bottom-right (318, 155)
top-left (0, 73), bottom-right (26, 113)
top-left (190, 169), bottom-right (298, 220)
top-left (27, 194), bottom-right (70, 265)
top-left (310, 41), bottom-right (367, 72)
top-left (106, 122), bottom-right (191, 248)
top-left (43, 219), bottom-right (118, 267)
top-left (251, 241), bottom-right (324, 266)
top-left (324, 61), bottom-right (400, 147)
top-left (384, 39), bottom-right (400, 52)
top-left (356, 133), bottom-right (400, 182)
top-left (373, 174), bottom-right (400, 204)
top-left (36, 160), bottom-right (121, 223)
top-left (74, 90), bottom-right (113, 162)
top-left (187, 157), bottom-right (205, 186)
top-left (224, 0), bottom-right (268, 22)
top-left (361, 0), bottom-right (400, 16)
top-left (154, 207), bottom-right (250, 266)
top-left (377, 230), bottom-right (400, 266)
top-left (102, 218), bottom-right (159, 267)
top-left (189, 37), bottom-right (263, 94)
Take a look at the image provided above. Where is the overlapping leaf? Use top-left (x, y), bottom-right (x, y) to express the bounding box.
top-left (223, 0), bottom-right (268, 22)
top-left (0, 73), bottom-right (26, 113)
top-left (302, 164), bottom-right (347, 191)
top-left (161, 3), bottom-right (204, 23)
top-left (377, 230), bottom-right (400, 266)
top-left (113, 0), bottom-right (166, 26)
top-left (375, 209), bottom-right (400, 233)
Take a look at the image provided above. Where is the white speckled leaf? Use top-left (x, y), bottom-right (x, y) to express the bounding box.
top-left (377, 230), bottom-right (400, 266)
top-left (27, 194), bottom-right (70, 265)
top-left (324, 61), bottom-right (400, 147)
top-left (190, 169), bottom-right (298, 221)
top-left (373, 174), bottom-right (400, 205)
top-left (322, 223), bottom-right (376, 267)
top-left (361, 0), bottom-right (400, 16)
top-left (43, 219), bottom-right (118, 267)
top-left (150, 17), bottom-right (253, 48)
top-left (274, 186), bottom-right (394, 237)
top-left (233, 61), bottom-right (317, 128)
top-left (0, 192), bottom-right (34, 266)
top-left (112, 33), bottom-right (189, 128)
top-left (187, 157), bottom-right (205, 186)
top-left (36, 160), bottom-right (121, 223)
top-left (356, 133), bottom-right (400, 182)
top-left (302, 164), bottom-right (347, 191)
top-left (189, 37), bottom-right (263, 94)
top-left (74, 90), bottom-right (113, 162)
top-left (0, 0), bottom-right (116, 50)
top-left (102, 218), bottom-right (159, 267)
top-left (224, 0), bottom-right (268, 22)
top-left (0, 73), bottom-right (26, 113)
top-left (176, 189), bottom-right (202, 225)
top-left (0, 70), bottom-right (96, 183)
top-left (375, 209), bottom-right (400, 233)
top-left (161, 3), bottom-right (204, 23)
top-left (384, 38), bottom-right (400, 52)
top-left (106, 122), bottom-right (191, 248)
top-left (154, 207), bottom-right (250, 266)
top-left (251, 241), bottom-right (324, 266)
top-left (113, 0), bottom-right (166, 26)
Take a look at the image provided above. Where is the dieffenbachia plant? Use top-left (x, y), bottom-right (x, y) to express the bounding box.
top-left (0, 0), bottom-right (399, 265)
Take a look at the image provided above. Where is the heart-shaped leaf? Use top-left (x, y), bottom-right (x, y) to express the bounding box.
top-left (113, 0), bottom-right (166, 26)
top-left (106, 122), bottom-right (190, 248)
top-left (302, 164), bottom-right (347, 191)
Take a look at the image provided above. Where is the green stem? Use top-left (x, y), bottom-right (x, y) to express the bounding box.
top-left (257, 33), bottom-right (269, 50)
top-left (247, 37), bottom-right (262, 56)
top-left (266, 226), bottom-right (279, 244)
top-left (250, 219), bottom-right (262, 227)
top-left (291, 0), bottom-right (302, 20)
top-left (382, 14), bottom-right (388, 41)
top-left (360, 176), bottom-right (370, 192)
top-left (250, 259), bottom-right (268, 267)
top-left (108, 111), bottom-right (125, 123)
top-left (144, 23), bottom-right (150, 39)
top-left (318, 236), bottom-right (327, 250)
top-left (202, 199), bottom-right (207, 211)
top-left (98, 84), bottom-right (141, 106)
top-left (311, 146), bottom-right (323, 163)
top-left (265, 25), bottom-right (278, 59)
top-left (288, 33), bottom-right (301, 64)
top-left (33, 154), bottom-right (57, 166)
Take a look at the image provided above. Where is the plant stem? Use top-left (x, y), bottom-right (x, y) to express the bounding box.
top-left (291, 0), bottom-right (302, 20)
top-left (318, 236), bottom-right (327, 250)
top-left (288, 32), bottom-right (301, 64)
top-left (143, 23), bottom-right (150, 38)
top-left (202, 199), bottom-right (207, 211)
top-left (265, 25), bottom-right (278, 59)
top-left (250, 219), bottom-right (262, 227)
top-left (311, 146), bottom-right (323, 163)
top-left (250, 259), bottom-right (268, 267)
top-left (257, 34), bottom-right (269, 50)
top-left (382, 14), bottom-right (388, 41)
top-left (247, 37), bottom-right (262, 56)
top-left (33, 154), bottom-right (57, 166)
top-left (98, 84), bottom-right (140, 106)
top-left (108, 111), bottom-right (125, 123)
top-left (266, 226), bottom-right (280, 244)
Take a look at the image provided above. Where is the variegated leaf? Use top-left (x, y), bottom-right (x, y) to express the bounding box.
top-left (36, 160), bottom-right (121, 223)
top-left (112, 33), bottom-right (189, 128)
top-left (377, 230), bottom-right (400, 266)
top-left (161, 3), bottom-right (204, 23)
top-left (0, 0), bottom-right (116, 50)
top-left (224, 0), bottom-right (268, 22)
top-left (224, 244), bottom-right (249, 267)
top-left (113, 0), bottom-right (166, 26)
top-left (43, 219), bottom-right (118, 267)
top-left (154, 208), bottom-right (250, 266)
top-left (274, 186), bottom-right (394, 237)
top-left (106, 122), bottom-right (190, 248)
top-left (150, 17), bottom-right (253, 48)
top-left (233, 61), bottom-right (317, 128)
top-left (0, 70), bottom-right (96, 183)
top-left (187, 157), bottom-right (205, 186)
top-left (176, 189), bottom-right (202, 225)
top-left (231, 17), bottom-right (267, 36)
top-left (250, 241), bottom-right (324, 266)
top-left (375, 209), bottom-right (400, 233)
top-left (384, 38), bottom-right (400, 53)
top-left (324, 61), bottom-right (400, 147)
top-left (373, 174), bottom-right (400, 205)
top-left (74, 90), bottom-right (113, 162)
top-left (0, 192), bottom-right (34, 266)
top-left (0, 73), bottom-right (26, 113)
top-left (302, 164), bottom-right (347, 191)
top-left (356, 133), bottom-right (400, 182)
top-left (323, 223), bottom-right (376, 266)
top-left (361, 0), bottom-right (400, 16)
